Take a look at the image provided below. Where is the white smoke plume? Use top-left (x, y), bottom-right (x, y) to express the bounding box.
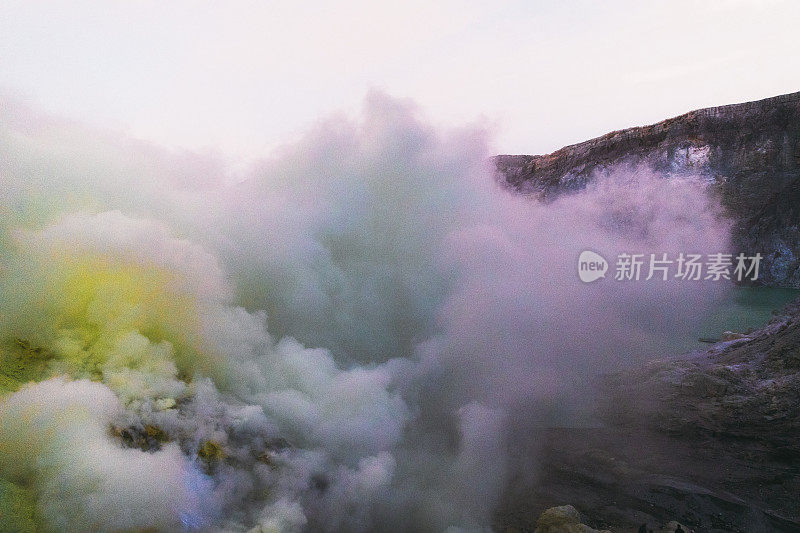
top-left (0, 378), bottom-right (215, 531)
top-left (0, 91), bottom-right (730, 532)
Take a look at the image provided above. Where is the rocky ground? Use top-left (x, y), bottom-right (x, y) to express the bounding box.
top-left (496, 299), bottom-right (800, 532)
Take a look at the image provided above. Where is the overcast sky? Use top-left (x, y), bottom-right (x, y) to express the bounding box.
top-left (1, 0), bottom-right (798, 162)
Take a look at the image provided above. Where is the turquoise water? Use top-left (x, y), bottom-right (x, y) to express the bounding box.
top-left (691, 287), bottom-right (800, 348)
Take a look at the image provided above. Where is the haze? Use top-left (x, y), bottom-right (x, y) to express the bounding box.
top-left (1, 0), bottom-right (798, 163)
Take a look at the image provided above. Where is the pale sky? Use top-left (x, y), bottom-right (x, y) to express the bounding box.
top-left (1, 0), bottom-right (799, 162)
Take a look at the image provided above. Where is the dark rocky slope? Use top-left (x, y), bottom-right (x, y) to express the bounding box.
top-left (495, 92), bottom-right (800, 287)
top-left (496, 299), bottom-right (800, 532)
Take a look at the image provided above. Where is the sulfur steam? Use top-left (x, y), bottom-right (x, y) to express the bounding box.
top-left (0, 91), bottom-right (730, 532)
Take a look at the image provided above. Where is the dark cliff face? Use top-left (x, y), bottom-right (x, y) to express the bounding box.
top-left (496, 298), bottom-right (800, 532)
top-left (495, 92), bottom-right (800, 287)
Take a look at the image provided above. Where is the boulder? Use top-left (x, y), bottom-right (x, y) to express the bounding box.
top-left (534, 505), bottom-right (610, 533)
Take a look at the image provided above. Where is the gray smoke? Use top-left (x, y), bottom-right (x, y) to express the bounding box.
top-left (0, 91), bottom-right (730, 532)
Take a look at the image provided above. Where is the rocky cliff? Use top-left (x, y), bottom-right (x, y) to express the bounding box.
top-left (497, 298), bottom-right (800, 532)
top-left (495, 92), bottom-right (800, 287)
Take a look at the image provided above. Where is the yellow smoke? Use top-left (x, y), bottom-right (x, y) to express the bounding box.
top-left (0, 243), bottom-right (232, 401)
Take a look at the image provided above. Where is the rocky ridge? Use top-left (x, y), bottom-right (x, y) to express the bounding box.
top-left (495, 91), bottom-right (800, 286)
